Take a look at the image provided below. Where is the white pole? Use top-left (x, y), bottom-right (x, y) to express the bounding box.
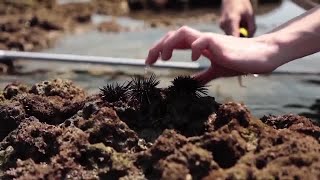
top-left (0, 50), bottom-right (206, 70)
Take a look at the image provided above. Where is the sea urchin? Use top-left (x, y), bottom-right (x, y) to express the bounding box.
top-left (100, 82), bottom-right (129, 103)
top-left (128, 74), bottom-right (160, 105)
top-left (168, 76), bottom-right (208, 98)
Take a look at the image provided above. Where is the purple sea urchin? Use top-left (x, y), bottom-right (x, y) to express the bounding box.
top-left (128, 74), bottom-right (160, 105)
top-left (168, 76), bottom-right (208, 98)
top-left (100, 82), bottom-right (129, 103)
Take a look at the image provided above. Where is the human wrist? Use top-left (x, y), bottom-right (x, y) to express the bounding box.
top-left (261, 29), bottom-right (319, 67)
top-left (258, 7), bottom-right (320, 68)
top-left (253, 33), bottom-right (284, 72)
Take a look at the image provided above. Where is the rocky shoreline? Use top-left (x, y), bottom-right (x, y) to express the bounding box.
top-left (0, 0), bottom-right (287, 52)
top-left (0, 0), bottom-right (113, 52)
top-left (0, 77), bottom-right (319, 179)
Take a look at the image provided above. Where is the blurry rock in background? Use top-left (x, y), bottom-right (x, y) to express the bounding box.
top-left (97, 19), bottom-right (129, 33)
top-left (128, 0), bottom-right (284, 14)
top-left (0, 0), bottom-right (286, 52)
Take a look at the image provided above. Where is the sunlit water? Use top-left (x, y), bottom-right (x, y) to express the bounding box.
top-left (3, 0), bottom-right (320, 119)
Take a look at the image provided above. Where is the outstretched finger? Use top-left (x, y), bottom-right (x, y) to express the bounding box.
top-left (193, 66), bottom-right (217, 85)
top-left (162, 26), bottom-right (201, 60)
top-left (146, 31), bottom-right (174, 65)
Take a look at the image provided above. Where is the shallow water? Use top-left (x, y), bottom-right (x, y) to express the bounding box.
top-left (5, 0), bottom-right (320, 119)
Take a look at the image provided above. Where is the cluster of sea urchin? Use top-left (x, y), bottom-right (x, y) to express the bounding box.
top-left (100, 74), bottom-right (161, 105)
top-left (100, 75), bottom-right (208, 106)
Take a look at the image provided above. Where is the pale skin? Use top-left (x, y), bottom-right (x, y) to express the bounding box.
top-left (145, 6), bottom-right (320, 84)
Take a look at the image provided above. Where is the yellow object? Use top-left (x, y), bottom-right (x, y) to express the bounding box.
top-left (239, 27), bottom-right (249, 37)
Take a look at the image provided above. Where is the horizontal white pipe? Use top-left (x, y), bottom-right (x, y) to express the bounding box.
top-left (1, 50), bottom-right (320, 75)
top-left (0, 50), bottom-right (206, 70)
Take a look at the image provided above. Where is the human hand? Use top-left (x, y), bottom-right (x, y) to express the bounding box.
top-left (220, 0), bottom-right (256, 37)
top-left (146, 26), bottom-right (279, 84)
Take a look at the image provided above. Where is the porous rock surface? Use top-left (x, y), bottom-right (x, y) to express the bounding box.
top-left (0, 79), bottom-right (319, 180)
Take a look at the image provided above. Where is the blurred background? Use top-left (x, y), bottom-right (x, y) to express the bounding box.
top-left (0, 0), bottom-right (320, 120)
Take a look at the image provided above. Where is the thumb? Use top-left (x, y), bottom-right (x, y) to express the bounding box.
top-left (194, 63), bottom-right (246, 84)
top-left (193, 66), bottom-right (217, 85)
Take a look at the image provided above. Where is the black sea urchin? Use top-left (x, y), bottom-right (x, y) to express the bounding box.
top-left (168, 76), bottom-right (208, 97)
top-left (100, 82), bottom-right (129, 103)
top-left (128, 74), bottom-right (160, 105)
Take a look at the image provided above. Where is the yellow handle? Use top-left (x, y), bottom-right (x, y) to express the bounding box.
top-left (239, 27), bottom-right (249, 38)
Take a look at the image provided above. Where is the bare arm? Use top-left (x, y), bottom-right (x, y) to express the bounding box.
top-left (262, 6), bottom-right (320, 67)
top-left (146, 6), bottom-right (320, 84)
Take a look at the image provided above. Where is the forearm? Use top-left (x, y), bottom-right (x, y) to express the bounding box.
top-left (259, 6), bottom-right (320, 67)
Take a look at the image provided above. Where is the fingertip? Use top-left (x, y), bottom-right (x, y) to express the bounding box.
top-left (145, 58), bottom-right (155, 65)
top-left (145, 57), bottom-right (155, 65)
top-left (146, 52), bottom-right (159, 65)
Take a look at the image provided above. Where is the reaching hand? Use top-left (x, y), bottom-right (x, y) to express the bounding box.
top-left (146, 26), bottom-right (279, 84)
top-left (146, 7), bottom-right (320, 84)
top-left (220, 0), bottom-right (256, 37)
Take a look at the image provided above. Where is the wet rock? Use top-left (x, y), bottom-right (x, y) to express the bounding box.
top-left (71, 107), bottom-right (146, 153)
top-left (156, 144), bottom-right (218, 180)
top-left (3, 82), bottom-right (29, 100)
top-left (0, 117), bottom-right (62, 169)
top-left (192, 130), bottom-right (248, 169)
top-left (79, 143), bottom-right (144, 179)
top-left (0, 78), bottom-right (319, 179)
top-left (136, 130), bottom-right (188, 178)
top-left (212, 102), bottom-right (251, 130)
top-left (261, 114), bottom-right (320, 141)
top-left (0, 101), bottom-right (26, 141)
top-left (204, 130), bottom-right (320, 179)
top-left (16, 79), bottom-right (87, 124)
top-left (3, 158), bottom-right (96, 180)
top-left (29, 79), bottom-right (85, 100)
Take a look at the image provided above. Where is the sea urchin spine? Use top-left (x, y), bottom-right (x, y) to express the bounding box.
top-left (100, 82), bottom-right (129, 103)
top-left (168, 76), bottom-right (208, 98)
top-left (127, 74), bottom-right (160, 105)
